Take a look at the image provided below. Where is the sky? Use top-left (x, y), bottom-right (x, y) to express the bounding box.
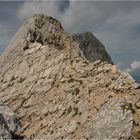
top-left (0, 1), bottom-right (140, 78)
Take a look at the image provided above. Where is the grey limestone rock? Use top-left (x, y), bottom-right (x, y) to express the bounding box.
top-left (0, 113), bottom-right (12, 140)
top-left (0, 101), bottom-right (21, 139)
top-left (72, 31), bottom-right (113, 63)
top-left (90, 99), bottom-right (134, 139)
top-left (0, 101), bottom-right (20, 133)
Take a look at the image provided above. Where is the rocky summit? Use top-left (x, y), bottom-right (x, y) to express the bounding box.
top-left (0, 14), bottom-right (140, 139)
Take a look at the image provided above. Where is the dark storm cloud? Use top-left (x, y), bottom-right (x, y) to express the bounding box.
top-left (58, 0), bottom-right (70, 13)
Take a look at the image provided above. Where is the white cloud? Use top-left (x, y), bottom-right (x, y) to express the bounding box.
top-left (17, 1), bottom-right (61, 20)
top-left (116, 62), bottom-right (123, 68)
top-left (131, 61), bottom-right (140, 70)
top-left (125, 61), bottom-right (140, 74)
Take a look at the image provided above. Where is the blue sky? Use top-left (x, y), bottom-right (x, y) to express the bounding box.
top-left (0, 1), bottom-right (140, 77)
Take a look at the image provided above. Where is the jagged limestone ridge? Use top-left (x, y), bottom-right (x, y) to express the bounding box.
top-left (0, 14), bottom-right (140, 139)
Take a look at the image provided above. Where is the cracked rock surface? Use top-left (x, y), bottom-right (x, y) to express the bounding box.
top-left (0, 14), bottom-right (140, 139)
top-left (90, 99), bottom-right (133, 139)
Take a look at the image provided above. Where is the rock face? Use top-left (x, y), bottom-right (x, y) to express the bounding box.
top-left (72, 32), bottom-right (113, 63)
top-left (0, 14), bottom-right (140, 139)
top-left (0, 113), bottom-right (12, 140)
top-left (0, 101), bottom-right (21, 140)
top-left (90, 99), bottom-right (133, 139)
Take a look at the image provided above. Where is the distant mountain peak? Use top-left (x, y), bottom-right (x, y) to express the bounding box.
top-left (72, 31), bottom-right (113, 63)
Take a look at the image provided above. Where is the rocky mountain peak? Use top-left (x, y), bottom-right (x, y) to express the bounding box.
top-left (0, 14), bottom-right (74, 71)
top-left (0, 14), bottom-right (112, 74)
top-left (72, 31), bottom-right (112, 63)
top-left (25, 14), bottom-right (64, 45)
top-left (0, 14), bottom-right (140, 139)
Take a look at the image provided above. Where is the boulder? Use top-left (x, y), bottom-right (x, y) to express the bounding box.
top-left (0, 101), bottom-right (21, 139)
top-left (0, 113), bottom-right (12, 140)
top-left (90, 99), bottom-right (134, 139)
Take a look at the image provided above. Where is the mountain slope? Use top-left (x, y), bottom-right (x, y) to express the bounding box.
top-left (0, 14), bottom-right (140, 139)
